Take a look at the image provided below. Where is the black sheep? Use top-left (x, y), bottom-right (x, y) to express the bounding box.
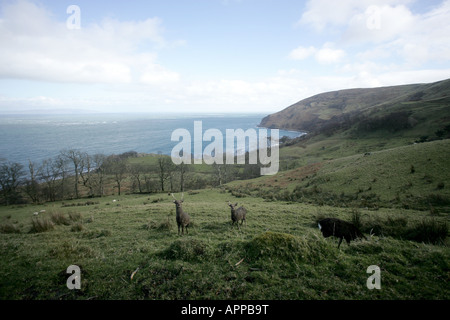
top-left (318, 218), bottom-right (366, 248)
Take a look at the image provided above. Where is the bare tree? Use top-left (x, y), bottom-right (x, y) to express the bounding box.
top-left (24, 160), bottom-right (42, 204)
top-left (0, 161), bottom-right (25, 205)
top-left (178, 162), bottom-right (190, 192)
top-left (60, 149), bottom-right (83, 199)
top-left (157, 153), bottom-right (175, 192)
top-left (40, 157), bottom-right (62, 202)
top-left (129, 164), bottom-right (146, 194)
top-left (92, 153), bottom-right (107, 197)
top-left (54, 155), bottom-right (69, 200)
top-left (105, 156), bottom-right (128, 196)
top-left (212, 163), bottom-right (236, 186)
top-left (144, 174), bottom-right (155, 193)
top-left (79, 152), bottom-right (95, 197)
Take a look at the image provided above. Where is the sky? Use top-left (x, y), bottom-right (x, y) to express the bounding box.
top-left (1, 0), bottom-right (450, 114)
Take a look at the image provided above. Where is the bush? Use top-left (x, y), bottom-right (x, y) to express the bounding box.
top-left (407, 219), bottom-right (448, 245)
top-left (142, 219), bottom-right (157, 230)
top-left (361, 214), bottom-right (448, 244)
top-left (0, 222), bottom-right (20, 234)
top-left (246, 231), bottom-right (332, 264)
top-left (30, 217), bottom-right (54, 233)
top-left (68, 211), bottom-right (82, 222)
top-left (50, 212), bottom-right (70, 225)
top-left (71, 222), bottom-right (84, 232)
top-left (351, 208), bottom-right (362, 230)
top-left (162, 238), bottom-right (209, 261)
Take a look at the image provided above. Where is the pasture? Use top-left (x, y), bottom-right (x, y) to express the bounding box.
top-left (1, 188), bottom-right (448, 300)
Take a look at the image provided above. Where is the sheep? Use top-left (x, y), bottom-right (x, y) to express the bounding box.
top-left (318, 217), bottom-right (366, 248)
top-left (228, 201), bottom-right (247, 227)
top-left (171, 193), bottom-right (190, 235)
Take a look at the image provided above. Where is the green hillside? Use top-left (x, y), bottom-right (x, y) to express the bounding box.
top-left (229, 139), bottom-right (450, 211)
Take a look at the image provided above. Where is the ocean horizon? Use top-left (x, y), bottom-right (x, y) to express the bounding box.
top-left (0, 112), bottom-right (303, 168)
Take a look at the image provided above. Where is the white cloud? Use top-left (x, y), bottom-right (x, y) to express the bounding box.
top-left (299, 0), bottom-right (450, 67)
top-left (343, 4), bottom-right (415, 44)
top-left (298, 0), bottom-right (413, 31)
top-left (315, 46), bottom-right (346, 64)
top-left (289, 46), bottom-right (317, 60)
top-left (0, 0), bottom-right (176, 86)
top-left (289, 43), bottom-right (345, 64)
top-left (139, 64), bottom-right (181, 85)
top-left (292, 0), bottom-right (450, 90)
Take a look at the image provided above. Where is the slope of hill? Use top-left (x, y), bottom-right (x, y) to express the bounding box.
top-left (260, 78), bottom-right (450, 135)
top-left (228, 139), bottom-right (450, 211)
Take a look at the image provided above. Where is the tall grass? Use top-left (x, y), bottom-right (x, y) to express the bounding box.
top-left (360, 214), bottom-right (448, 244)
top-left (30, 217), bottom-right (54, 233)
top-left (0, 222), bottom-right (21, 234)
top-left (407, 218), bottom-right (448, 245)
top-left (50, 211), bottom-right (71, 225)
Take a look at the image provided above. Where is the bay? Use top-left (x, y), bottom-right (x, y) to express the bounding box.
top-left (0, 113), bottom-right (303, 167)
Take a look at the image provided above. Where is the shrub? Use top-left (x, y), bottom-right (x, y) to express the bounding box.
top-left (80, 228), bottom-right (111, 239)
top-left (246, 231), bottom-right (333, 264)
top-left (0, 222), bottom-right (20, 234)
top-left (142, 219), bottom-right (157, 230)
top-left (49, 241), bottom-right (94, 259)
top-left (50, 212), bottom-right (70, 225)
top-left (426, 194), bottom-right (450, 206)
top-left (407, 219), bottom-right (448, 245)
top-left (71, 222), bottom-right (84, 232)
top-left (157, 219), bottom-right (173, 231)
top-left (30, 217), bottom-right (54, 233)
top-left (351, 208), bottom-right (362, 230)
top-left (163, 238), bottom-right (209, 261)
top-left (68, 211), bottom-right (82, 222)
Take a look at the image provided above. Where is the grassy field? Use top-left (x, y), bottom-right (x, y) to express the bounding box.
top-left (231, 139), bottom-right (450, 210)
top-left (1, 187), bottom-right (448, 300)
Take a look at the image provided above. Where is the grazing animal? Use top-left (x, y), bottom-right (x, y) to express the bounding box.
top-left (228, 201), bottom-right (247, 227)
top-left (318, 217), bottom-right (366, 248)
top-left (171, 193), bottom-right (190, 235)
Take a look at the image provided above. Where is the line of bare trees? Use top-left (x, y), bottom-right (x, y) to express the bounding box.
top-left (1, 149), bottom-right (114, 205)
top-left (1, 149), bottom-right (262, 206)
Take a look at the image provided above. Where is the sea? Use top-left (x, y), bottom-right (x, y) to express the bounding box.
top-left (0, 113), bottom-right (303, 167)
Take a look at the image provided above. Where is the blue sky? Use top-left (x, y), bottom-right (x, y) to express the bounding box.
top-left (1, 0), bottom-right (450, 114)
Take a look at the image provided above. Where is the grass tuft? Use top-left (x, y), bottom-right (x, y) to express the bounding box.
top-left (50, 211), bottom-right (71, 225)
top-left (30, 217), bottom-right (54, 233)
top-left (407, 218), bottom-right (448, 245)
top-left (0, 222), bottom-right (21, 234)
top-left (70, 222), bottom-right (84, 232)
top-left (162, 238), bottom-right (209, 261)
